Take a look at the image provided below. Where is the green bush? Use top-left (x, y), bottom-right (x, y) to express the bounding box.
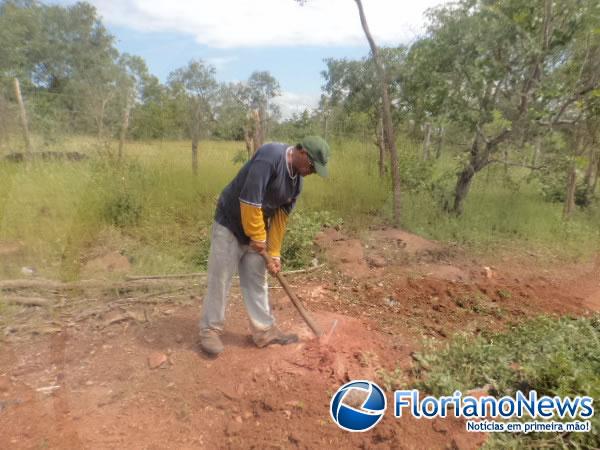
top-left (414, 316), bottom-right (600, 449)
top-left (281, 210), bottom-right (342, 268)
top-left (103, 192), bottom-right (143, 227)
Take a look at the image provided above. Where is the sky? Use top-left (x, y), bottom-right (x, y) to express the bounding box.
top-left (57, 0), bottom-right (448, 117)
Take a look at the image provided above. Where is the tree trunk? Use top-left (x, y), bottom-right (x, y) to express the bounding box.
top-left (502, 147), bottom-right (509, 183)
top-left (583, 148), bottom-right (599, 202)
top-left (453, 164), bottom-right (476, 215)
top-left (118, 98), bottom-right (131, 160)
top-left (355, 0), bottom-right (401, 225)
top-left (592, 155), bottom-right (600, 195)
top-left (252, 109), bottom-right (263, 153)
top-left (531, 137), bottom-right (541, 174)
top-left (453, 136), bottom-right (493, 214)
top-left (191, 137), bottom-right (199, 175)
top-left (376, 116), bottom-right (385, 178)
top-left (190, 102), bottom-right (203, 174)
top-left (423, 122), bottom-right (432, 161)
top-left (13, 78), bottom-right (33, 155)
top-left (563, 164), bottom-right (577, 220)
top-left (97, 98), bottom-right (108, 141)
top-left (244, 128), bottom-right (253, 159)
top-left (435, 125), bottom-right (444, 159)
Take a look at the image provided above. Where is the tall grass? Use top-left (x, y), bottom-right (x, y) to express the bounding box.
top-left (403, 160), bottom-right (600, 260)
top-left (0, 136), bottom-right (598, 280)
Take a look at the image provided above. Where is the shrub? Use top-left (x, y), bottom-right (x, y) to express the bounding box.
top-left (103, 192), bottom-right (143, 227)
top-left (281, 210), bottom-right (342, 268)
top-left (414, 316), bottom-right (600, 449)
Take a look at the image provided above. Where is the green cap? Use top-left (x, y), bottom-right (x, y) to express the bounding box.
top-left (301, 136), bottom-right (330, 177)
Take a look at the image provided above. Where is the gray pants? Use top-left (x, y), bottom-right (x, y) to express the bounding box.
top-left (199, 222), bottom-right (275, 333)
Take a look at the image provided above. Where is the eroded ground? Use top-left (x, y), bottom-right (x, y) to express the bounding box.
top-left (1, 228), bottom-right (598, 449)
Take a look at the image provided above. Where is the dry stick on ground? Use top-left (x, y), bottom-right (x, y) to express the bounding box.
top-left (71, 286), bottom-right (196, 323)
top-left (1, 296), bottom-right (51, 307)
top-left (125, 264), bottom-right (325, 281)
top-left (116, 286), bottom-right (192, 304)
top-left (0, 278), bottom-right (194, 292)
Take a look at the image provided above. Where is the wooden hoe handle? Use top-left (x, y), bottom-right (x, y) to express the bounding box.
top-left (261, 253), bottom-right (322, 337)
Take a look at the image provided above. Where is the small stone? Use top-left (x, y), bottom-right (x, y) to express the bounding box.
top-left (483, 266), bottom-right (493, 279)
top-left (148, 352), bottom-right (168, 369)
top-left (283, 410), bottom-right (292, 419)
top-left (234, 415), bottom-right (243, 424)
top-left (175, 334), bottom-right (184, 343)
top-left (21, 266), bottom-right (36, 276)
top-left (384, 297), bottom-right (397, 307)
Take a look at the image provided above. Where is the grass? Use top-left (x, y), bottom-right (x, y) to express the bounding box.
top-left (0, 135), bottom-right (598, 280)
top-left (402, 161), bottom-right (600, 261)
top-left (412, 315), bottom-right (600, 449)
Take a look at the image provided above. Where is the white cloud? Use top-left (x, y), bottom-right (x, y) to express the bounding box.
top-left (272, 91), bottom-right (320, 119)
top-left (205, 56), bottom-right (238, 70)
top-left (92, 0), bottom-right (447, 48)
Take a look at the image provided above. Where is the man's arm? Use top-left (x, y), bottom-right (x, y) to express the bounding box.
top-left (240, 201), bottom-right (267, 251)
top-left (267, 208), bottom-right (289, 258)
top-left (239, 159), bottom-right (273, 252)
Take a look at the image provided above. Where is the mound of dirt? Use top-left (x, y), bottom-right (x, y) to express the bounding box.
top-left (314, 228), bottom-right (371, 278)
top-left (368, 228), bottom-right (443, 256)
top-left (420, 263), bottom-right (472, 282)
top-left (315, 227), bottom-right (449, 279)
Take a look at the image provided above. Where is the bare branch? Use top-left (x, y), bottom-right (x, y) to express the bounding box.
top-left (487, 159), bottom-right (546, 170)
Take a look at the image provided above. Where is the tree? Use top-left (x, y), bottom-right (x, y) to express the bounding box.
top-left (0, 0), bottom-right (128, 140)
top-left (414, 0), bottom-right (600, 214)
top-left (0, 0), bottom-right (44, 87)
top-left (168, 60), bottom-right (218, 174)
top-left (353, 0), bottom-right (402, 224)
top-left (114, 54), bottom-right (151, 157)
top-left (213, 82), bottom-right (250, 141)
top-left (246, 71), bottom-right (281, 151)
top-left (321, 48), bottom-right (405, 177)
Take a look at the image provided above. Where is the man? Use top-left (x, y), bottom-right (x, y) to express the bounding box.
top-left (199, 136), bottom-right (330, 356)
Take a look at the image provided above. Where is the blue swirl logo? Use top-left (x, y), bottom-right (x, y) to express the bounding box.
top-left (330, 380), bottom-right (387, 432)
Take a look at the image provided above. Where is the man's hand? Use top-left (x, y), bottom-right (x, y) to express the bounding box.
top-left (249, 240), bottom-right (266, 253)
top-left (266, 257), bottom-right (282, 275)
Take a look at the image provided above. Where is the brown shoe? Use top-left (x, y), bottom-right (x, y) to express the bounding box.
top-left (253, 327), bottom-right (299, 348)
top-left (199, 329), bottom-right (224, 355)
